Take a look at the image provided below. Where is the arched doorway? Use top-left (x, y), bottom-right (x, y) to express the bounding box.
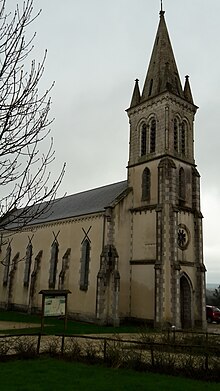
top-left (180, 274), bottom-right (192, 329)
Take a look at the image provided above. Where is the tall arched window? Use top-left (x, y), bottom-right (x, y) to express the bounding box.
top-left (174, 117), bottom-right (179, 152)
top-left (150, 119), bottom-right (156, 153)
top-left (49, 240), bottom-right (59, 289)
top-left (3, 243), bottom-right (11, 286)
top-left (142, 167), bottom-right (151, 201)
top-left (180, 121), bottom-right (187, 155)
top-left (80, 239), bottom-right (90, 291)
top-left (179, 167), bottom-right (186, 202)
top-left (141, 123), bottom-right (147, 156)
top-left (23, 242), bottom-right (33, 287)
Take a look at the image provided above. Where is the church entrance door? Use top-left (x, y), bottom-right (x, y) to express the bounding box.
top-left (180, 275), bottom-right (192, 329)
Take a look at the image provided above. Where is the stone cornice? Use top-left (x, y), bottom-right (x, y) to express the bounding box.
top-left (175, 205), bottom-right (203, 218)
top-left (129, 203), bottom-right (203, 217)
top-left (179, 261), bottom-right (195, 267)
top-left (130, 204), bottom-right (158, 213)
top-left (5, 212), bottom-right (104, 233)
top-left (130, 259), bottom-right (156, 265)
top-left (126, 92), bottom-right (198, 118)
top-left (127, 153), bottom-right (196, 169)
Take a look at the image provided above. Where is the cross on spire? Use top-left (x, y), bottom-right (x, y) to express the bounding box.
top-left (160, 0), bottom-right (165, 16)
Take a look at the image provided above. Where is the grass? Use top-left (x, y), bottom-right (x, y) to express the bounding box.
top-left (0, 358), bottom-right (219, 391)
top-left (0, 310), bottom-right (141, 335)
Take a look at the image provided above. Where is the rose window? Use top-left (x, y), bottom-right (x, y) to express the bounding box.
top-left (177, 227), bottom-right (189, 249)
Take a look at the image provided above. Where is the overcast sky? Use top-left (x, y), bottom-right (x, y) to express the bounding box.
top-left (8, 1), bottom-right (220, 284)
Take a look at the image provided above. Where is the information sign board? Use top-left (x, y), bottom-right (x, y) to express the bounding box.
top-left (44, 295), bottom-right (66, 317)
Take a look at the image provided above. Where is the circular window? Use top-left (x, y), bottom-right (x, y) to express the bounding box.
top-left (177, 225), bottom-right (189, 249)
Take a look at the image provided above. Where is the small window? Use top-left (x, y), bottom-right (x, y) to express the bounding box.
top-left (49, 240), bottom-right (59, 289)
top-left (141, 123), bottom-right (147, 156)
top-left (150, 119), bottom-right (156, 153)
top-left (80, 239), bottom-right (90, 291)
top-left (3, 244), bottom-right (11, 286)
top-left (142, 167), bottom-right (151, 201)
top-left (23, 242), bottom-right (33, 287)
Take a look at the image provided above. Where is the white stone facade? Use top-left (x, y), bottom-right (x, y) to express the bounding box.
top-left (0, 10), bottom-right (206, 329)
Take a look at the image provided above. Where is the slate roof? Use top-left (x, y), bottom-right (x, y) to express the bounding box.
top-left (3, 180), bottom-right (128, 228)
top-left (43, 180), bottom-right (128, 223)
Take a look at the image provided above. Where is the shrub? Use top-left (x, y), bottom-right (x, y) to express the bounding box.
top-left (0, 339), bottom-right (10, 358)
top-left (13, 336), bottom-right (37, 358)
top-left (63, 337), bottom-right (82, 360)
top-left (43, 337), bottom-right (60, 357)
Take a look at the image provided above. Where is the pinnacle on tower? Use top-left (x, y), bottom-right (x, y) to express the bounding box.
top-left (183, 75), bottom-right (194, 104)
top-left (130, 79), bottom-right (141, 108)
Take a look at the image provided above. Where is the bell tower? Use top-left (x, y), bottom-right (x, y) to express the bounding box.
top-left (126, 8), bottom-right (206, 328)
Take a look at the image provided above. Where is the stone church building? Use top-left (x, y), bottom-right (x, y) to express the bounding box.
top-left (0, 9), bottom-right (207, 329)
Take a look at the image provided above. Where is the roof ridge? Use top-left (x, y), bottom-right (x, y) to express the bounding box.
top-left (57, 179), bottom-right (127, 201)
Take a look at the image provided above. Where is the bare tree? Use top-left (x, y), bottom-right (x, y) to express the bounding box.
top-left (0, 0), bottom-right (65, 231)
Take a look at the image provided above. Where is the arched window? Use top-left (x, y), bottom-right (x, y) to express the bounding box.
top-left (23, 242), bottom-right (33, 287)
top-left (179, 167), bottom-right (186, 202)
top-left (49, 240), bottom-right (59, 289)
top-left (174, 117), bottom-right (179, 152)
top-left (3, 243), bottom-right (11, 286)
top-left (59, 248), bottom-right (71, 290)
top-left (80, 239), bottom-right (90, 291)
top-left (142, 167), bottom-right (151, 201)
top-left (141, 123), bottom-right (147, 156)
top-left (150, 119), bottom-right (156, 153)
top-left (180, 121), bottom-right (187, 155)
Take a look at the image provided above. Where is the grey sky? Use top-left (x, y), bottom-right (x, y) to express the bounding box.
top-left (8, 1), bottom-right (220, 283)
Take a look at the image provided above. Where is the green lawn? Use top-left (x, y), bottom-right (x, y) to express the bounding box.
top-left (0, 310), bottom-right (141, 335)
top-left (0, 358), bottom-right (218, 391)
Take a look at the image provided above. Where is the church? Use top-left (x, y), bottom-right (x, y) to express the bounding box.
top-left (0, 7), bottom-right (207, 329)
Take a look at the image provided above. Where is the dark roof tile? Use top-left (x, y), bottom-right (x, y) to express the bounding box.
top-left (7, 180), bottom-right (128, 227)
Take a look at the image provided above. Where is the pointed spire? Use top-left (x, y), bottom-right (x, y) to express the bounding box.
top-left (141, 10), bottom-right (184, 101)
top-left (130, 79), bottom-right (141, 108)
top-left (183, 75), bottom-right (194, 104)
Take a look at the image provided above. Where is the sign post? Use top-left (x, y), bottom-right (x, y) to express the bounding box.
top-left (39, 290), bottom-right (71, 333)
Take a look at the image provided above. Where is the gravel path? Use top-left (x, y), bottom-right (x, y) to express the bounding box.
top-left (0, 321), bottom-right (41, 330)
